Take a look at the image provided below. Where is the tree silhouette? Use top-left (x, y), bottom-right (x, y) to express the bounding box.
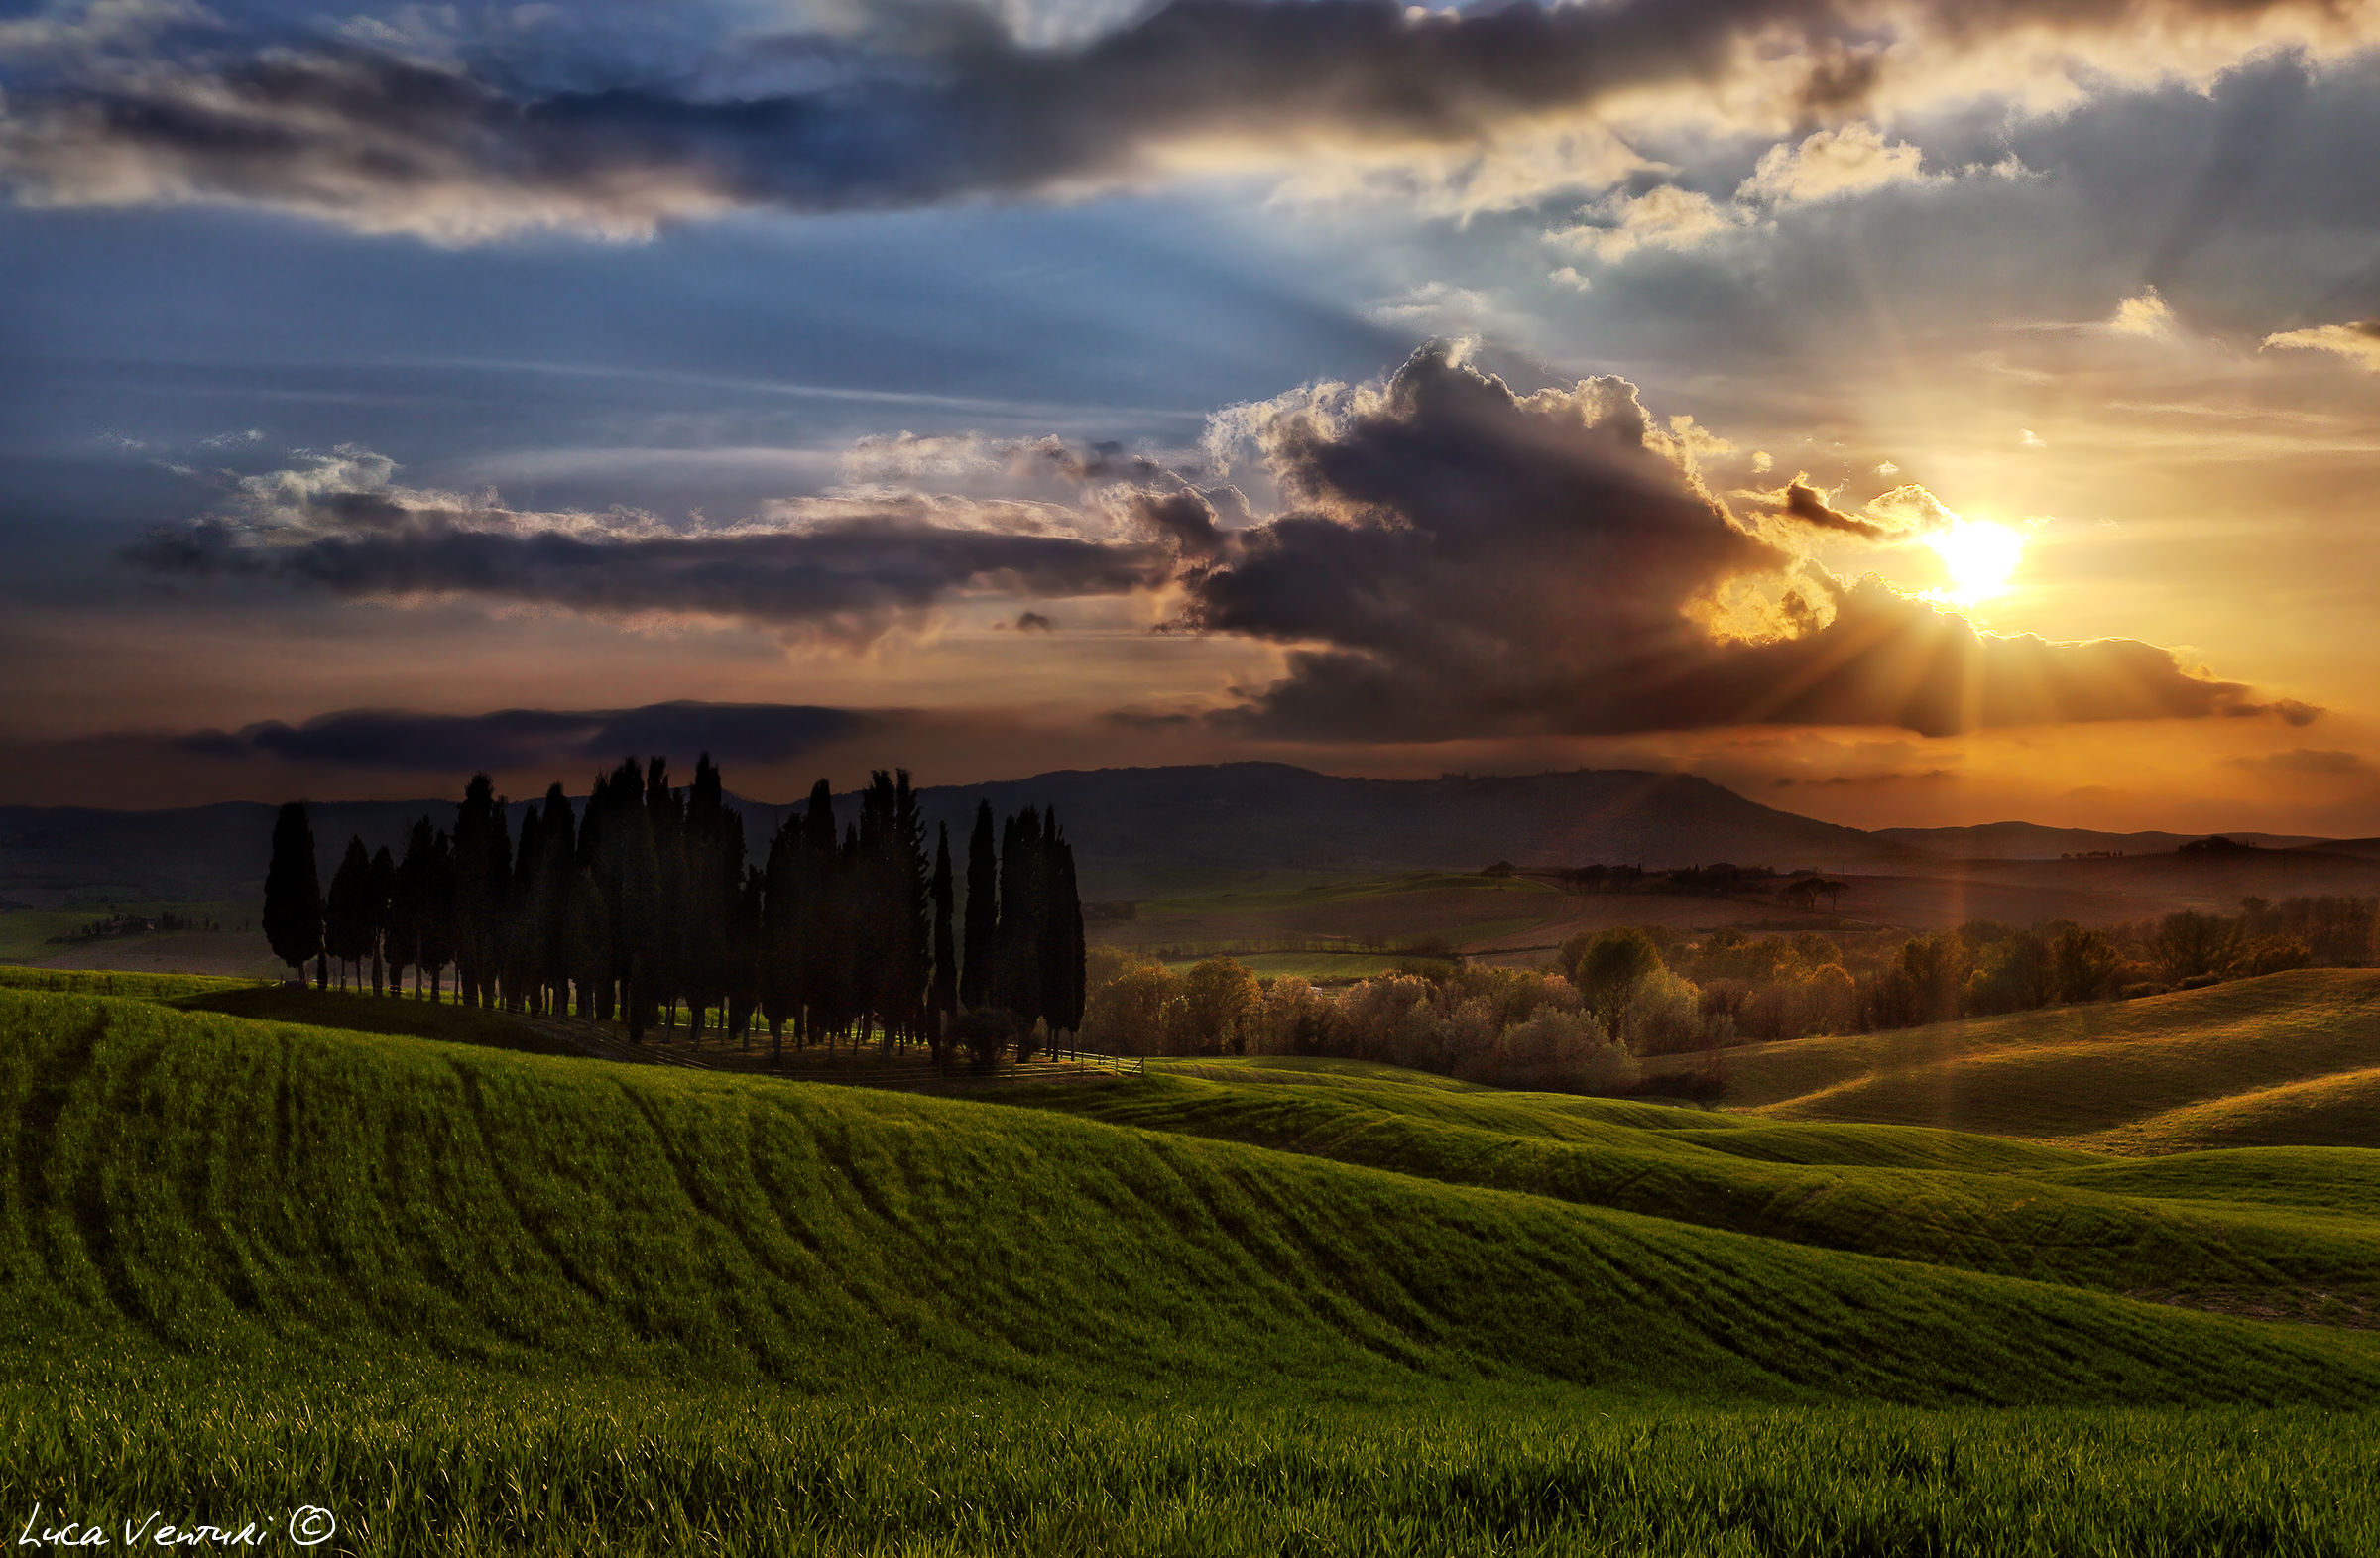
top-left (324, 835), bottom-right (372, 990)
top-left (452, 775), bottom-right (510, 1009)
top-left (388, 817), bottom-right (432, 997)
top-left (263, 801), bottom-right (323, 985)
top-left (928, 822), bottom-right (958, 1059)
top-left (258, 764), bottom-right (1086, 1063)
top-left (365, 844), bottom-right (396, 996)
top-left (961, 798), bottom-right (997, 1010)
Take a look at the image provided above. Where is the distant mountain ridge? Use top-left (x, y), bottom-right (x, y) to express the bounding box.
top-left (1870, 821), bottom-right (2328, 860)
top-left (0, 762), bottom-right (2341, 907)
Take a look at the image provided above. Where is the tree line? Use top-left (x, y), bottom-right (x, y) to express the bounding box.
top-left (1074, 893), bottom-right (2380, 1096)
top-left (262, 758), bottom-right (1086, 1062)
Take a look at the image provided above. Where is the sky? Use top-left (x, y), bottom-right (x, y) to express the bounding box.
top-left (3, 0), bottom-right (2380, 832)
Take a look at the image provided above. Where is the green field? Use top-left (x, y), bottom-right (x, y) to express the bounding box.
top-left (1103, 871), bottom-right (1567, 961)
top-left (1639, 967), bottom-right (2380, 1151)
top-left (5, 969), bottom-right (2380, 1552)
top-left (0, 900), bottom-right (253, 963)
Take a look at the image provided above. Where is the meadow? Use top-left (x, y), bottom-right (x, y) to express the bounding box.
top-left (1637, 967), bottom-right (2380, 1150)
top-left (3, 968), bottom-right (2378, 1552)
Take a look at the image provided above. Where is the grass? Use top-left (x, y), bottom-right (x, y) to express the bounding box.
top-left (1108, 872), bottom-right (1566, 957)
top-left (0, 900), bottom-right (253, 963)
top-left (1142, 871), bottom-right (1557, 919)
top-left (1637, 968), bottom-right (2380, 1149)
top-left (1001, 1068), bottom-right (2380, 1324)
top-left (8, 971), bottom-right (2380, 1550)
top-left (1156, 950), bottom-right (1409, 980)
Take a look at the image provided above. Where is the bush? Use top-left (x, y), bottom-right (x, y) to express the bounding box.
top-left (2120, 981), bottom-right (2171, 1001)
top-left (951, 1008), bottom-right (1015, 1067)
top-left (2177, 972), bottom-right (2224, 991)
top-left (1618, 967), bottom-right (1708, 1056)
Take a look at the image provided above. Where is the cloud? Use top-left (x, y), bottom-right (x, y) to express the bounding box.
top-left (8, 0), bottom-right (2373, 238)
top-left (126, 445), bottom-right (1185, 642)
top-left (1179, 343), bottom-right (2310, 742)
top-left (1750, 476), bottom-right (1953, 542)
top-left (1551, 185), bottom-right (1747, 263)
top-left (2108, 286), bottom-right (2178, 338)
top-left (2263, 319), bottom-right (2380, 370)
top-left (2227, 747), bottom-right (2372, 777)
top-left (178, 701), bottom-right (873, 773)
top-left (1734, 122), bottom-right (1936, 206)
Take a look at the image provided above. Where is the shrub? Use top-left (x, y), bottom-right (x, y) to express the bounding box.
top-left (1618, 967), bottom-right (1707, 1056)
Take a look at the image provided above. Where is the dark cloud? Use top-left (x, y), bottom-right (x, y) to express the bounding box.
top-left (2228, 747), bottom-right (2372, 776)
top-left (3, 0), bottom-right (2365, 236)
top-left (178, 701), bottom-right (871, 774)
top-left (1128, 489), bottom-right (1230, 562)
top-left (1014, 610), bottom-right (1055, 631)
top-left (1184, 343), bottom-right (2310, 741)
top-left (1775, 769), bottom-right (1955, 787)
top-left (129, 499), bottom-right (1176, 639)
top-left (1770, 477), bottom-right (1894, 539)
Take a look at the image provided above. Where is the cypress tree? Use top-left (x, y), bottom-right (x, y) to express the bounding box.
top-left (324, 836), bottom-right (371, 990)
top-left (452, 775), bottom-right (509, 1009)
top-left (262, 801), bottom-right (323, 985)
top-left (536, 782), bottom-right (577, 1016)
top-left (960, 799), bottom-right (997, 1010)
top-left (1038, 812), bottom-right (1085, 1039)
top-left (565, 863), bottom-right (609, 1019)
top-left (365, 844), bottom-right (395, 996)
top-left (680, 756), bottom-right (739, 1042)
top-left (506, 806), bottom-right (543, 1013)
top-left (645, 758), bottom-right (685, 1029)
top-left (759, 816), bottom-right (801, 1062)
top-left (586, 758), bottom-right (656, 1035)
top-left (727, 865), bottom-right (763, 1049)
top-left (928, 822), bottom-right (957, 1060)
top-left (388, 817), bottom-right (431, 997)
top-left (995, 805), bottom-right (1046, 1034)
top-left (417, 828), bottom-right (456, 1002)
top-left (795, 779), bottom-right (845, 1049)
top-left (892, 771), bottom-right (929, 1045)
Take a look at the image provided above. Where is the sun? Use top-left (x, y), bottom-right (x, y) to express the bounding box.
top-left (1922, 519), bottom-right (2024, 606)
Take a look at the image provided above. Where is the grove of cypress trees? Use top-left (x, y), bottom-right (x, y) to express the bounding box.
top-left (263, 800), bottom-right (323, 985)
top-left (258, 768), bottom-right (1086, 1061)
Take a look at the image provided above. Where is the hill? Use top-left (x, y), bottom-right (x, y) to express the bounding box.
top-left (7, 970), bottom-right (2380, 1551)
top-left (0, 764), bottom-right (1892, 908)
top-left (1638, 968), bottom-right (2380, 1151)
top-left (1872, 821), bottom-right (2324, 860)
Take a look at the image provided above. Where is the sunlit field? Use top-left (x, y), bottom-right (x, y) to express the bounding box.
top-left (2, 971), bottom-right (2378, 1552)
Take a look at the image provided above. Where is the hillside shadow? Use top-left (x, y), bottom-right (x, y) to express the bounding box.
top-left (171, 986), bottom-right (580, 1057)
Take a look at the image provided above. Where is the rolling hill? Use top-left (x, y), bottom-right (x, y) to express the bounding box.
top-left (6, 968), bottom-right (2380, 1551)
top-left (1638, 967), bottom-right (2380, 1152)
